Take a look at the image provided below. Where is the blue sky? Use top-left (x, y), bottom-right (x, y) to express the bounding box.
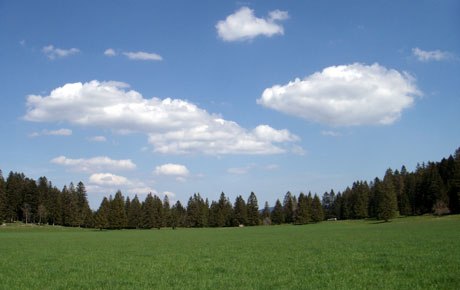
top-left (1, 0), bottom-right (459, 209)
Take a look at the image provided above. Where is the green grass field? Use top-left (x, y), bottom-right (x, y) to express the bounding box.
top-left (1, 215), bottom-right (459, 289)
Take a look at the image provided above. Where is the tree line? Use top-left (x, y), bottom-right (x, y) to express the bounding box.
top-left (322, 147), bottom-right (460, 221)
top-left (0, 147), bottom-right (459, 228)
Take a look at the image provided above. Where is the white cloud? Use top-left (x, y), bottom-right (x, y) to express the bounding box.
top-left (87, 136), bottom-right (107, 142)
top-left (175, 177), bottom-right (187, 183)
top-left (104, 48), bottom-right (116, 56)
top-left (24, 80), bottom-right (299, 155)
top-left (29, 128), bottom-right (72, 137)
top-left (412, 47), bottom-right (453, 62)
top-left (155, 163), bottom-right (189, 176)
top-left (123, 51), bottom-right (162, 61)
top-left (89, 173), bottom-right (131, 186)
top-left (42, 45), bottom-right (79, 59)
top-left (44, 128), bottom-right (72, 136)
top-left (51, 156), bottom-right (136, 173)
top-left (216, 6), bottom-right (288, 42)
top-left (258, 63), bottom-right (421, 126)
top-left (321, 130), bottom-right (342, 137)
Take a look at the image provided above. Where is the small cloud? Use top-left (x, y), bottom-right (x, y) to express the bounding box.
top-left (44, 128), bottom-right (72, 136)
top-left (216, 7), bottom-right (288, 42)
top-left (123, 51), bottom-right (162, 61)
top-left (42, 45), bottom-right (79, 59)
top-left (321, 130), bottom-right (342, 137)
top-left (155, 163), bottom-right (189, 176)
top-left (19, 40), bottom-right (25, 46)
top-left (412, 47), bottom-right (453, 62)
top-left (140, 146), bottom-right (149, 152)
top-left (104, 48), bottom-right (116, 56)
top-left (266, 164), bottom-right (279, 170)
top-left (175, 177), bottom-right (187, 183)
top-left (87, 136), bottom-right (107, 142)
top-left (89, 173), bottom-right (131, 186)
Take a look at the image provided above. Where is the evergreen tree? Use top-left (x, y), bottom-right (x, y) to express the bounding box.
top-left (5, 172), bottom-right (25, 222)
top-left (95, 197), bottom-right (110, 230)
top-left (232, 195), bottom-right (247, 226)
top-left (246, 192), bottom-right (260, 226)
top-left (311, 194), bottom-right (324, 222)
top-left (171, 200), bottom-right (186, 228)
top-left (141, 193), bottom-right (155, 229)
top-left (163, 195), bottom-right (171, 227)
top-left (76, 181), bottom-right (92, 227)
top-left (351, 181), bottom-right (369, 219)
top-left (271, 199), bottom-right (284, 225)
top-left (376, 169), bottom-right (398, 221)
top-left (152, 195), bottom-right (163, 229)
top-left (283, 191), bottom-right (294, 223)
top-left (110, 190), bottom-right (127, 229)
top-left (216, 192), bottom-right (232, 227)
top-left (295, 193), bottom-right (311, 224)
top-left (0, 170), bottom-right (6, 223)
top-left (128, 195), bottom-right (142, 229)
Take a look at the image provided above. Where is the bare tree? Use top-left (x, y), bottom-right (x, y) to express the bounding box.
top-left (38, 204), bottom-right (47, 225)
top-left (22, 203), bottom-right (31, 224)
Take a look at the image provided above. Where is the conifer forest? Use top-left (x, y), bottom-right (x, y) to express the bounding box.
top-left (1, 147), bottom-right (459, 229)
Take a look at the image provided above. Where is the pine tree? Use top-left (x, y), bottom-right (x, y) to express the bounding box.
top-left (110, 190), bottom-right (127, 229)
top-left (246, 192), bottom-right (260, 226)
top-left (0, 170), bottom-right (6, 223)
top-left (171, 200), bottom-right (186, 228)
top-left (295, 193), bottom-right (311, 224)
top-left (152, 195), bottom-right (163, 229)
top-left (163, 195), bottom-right (171, 227)
top-left (232, 195), bottom-right (247, 226)
top-left (376, 169), bottom-right (398, 221)
top-left (271, 199), bottom-right (284, 225)
top-left (95, 197), bottom-right (110, 230)
top-left (216, 192), bottom-right (232, 227)
top-left (283, 191), bottom-right (294, 223)
top-left (128, 195), bottom-right (142, 229)
top-left (141, 193), bottom-right (155, 229)
top-left (311, 194), bottom-right (324, 222)
top-left (76, 181), bottom-right (92, 227)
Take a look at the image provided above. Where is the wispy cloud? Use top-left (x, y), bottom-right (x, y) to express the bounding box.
top-left (50, 156), bottom-right (136, 173)
top-left (42, 45), bottom-right (79, 59)
top-left (29, 128), bottom-right (72, 137)
top-left (412, 47), bottom-right (453, 62)
top-left (123, 51), bottom-right (162, 61)
top-left (321, 130), bottom-right (342, 137)
top-left (87, 136), bottom-right (107, 142)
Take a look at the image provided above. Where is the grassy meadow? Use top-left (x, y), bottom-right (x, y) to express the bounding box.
top-left (1, 215), bottom-right (459, 289)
